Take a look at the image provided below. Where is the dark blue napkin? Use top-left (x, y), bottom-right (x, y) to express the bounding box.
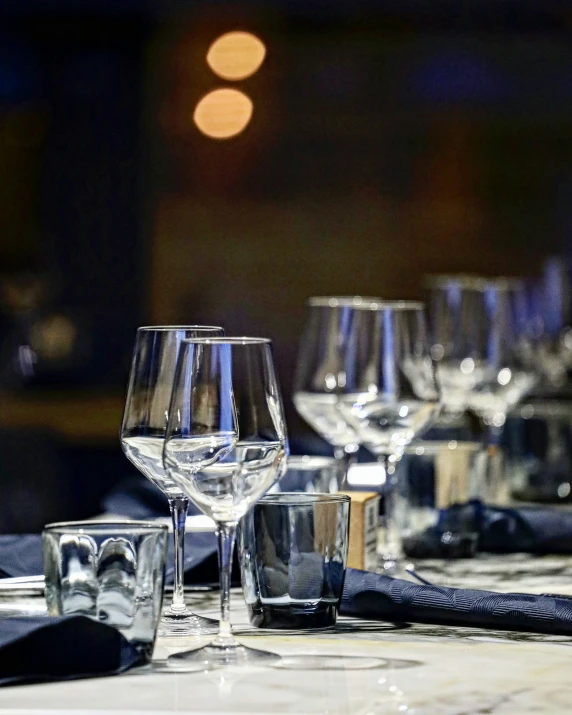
top-left (0, 477), bottom-right (218, 582)
top-left (0, 532), bottom-right (217, 584)
top-left (341, 568), bottom-right (572, 635)
top-left (101, 478), bottom-right (219, 583)
top-left (0, 535), bottom-right (43, 578)
top-left (402, 500), bottom-right (572, 558)
top-left (0, 615), bottom-right (143, 686)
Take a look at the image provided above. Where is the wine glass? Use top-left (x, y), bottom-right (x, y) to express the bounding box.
top-left (336, 301), bottom-right (441, 569)
top-left (120, 326), bottom-right (223, 637)
top-left (293, 296), bottom-right (382, 485)
top-left (533, 256), bottom-right (572, 391)
top-left (164, 337), bottom-right (288, 669)
top-left (426, 276), bottom-right (538, 428)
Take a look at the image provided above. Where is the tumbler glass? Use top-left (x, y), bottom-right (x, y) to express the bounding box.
top-left (43, 521), bottom-right (168, 661)
top-left (240, 493), bottom-right (350, 629)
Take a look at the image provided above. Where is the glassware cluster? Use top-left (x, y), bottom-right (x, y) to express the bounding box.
top-left (294, 299), bottom-right (442, 569)
top-left (118, 261), bottom-right (560, 665)
top-left (122, 333), bottom-right (288, 667)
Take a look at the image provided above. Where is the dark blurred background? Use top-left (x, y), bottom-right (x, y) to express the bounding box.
top-left (1, 0), bottom-right (571, 530)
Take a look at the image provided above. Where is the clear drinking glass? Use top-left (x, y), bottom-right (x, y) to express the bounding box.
top-left (120, 325), bottom-right (223, 637)
top-left (293, 296), bottom-right (382, 484)
top-left (426, 276), bottom-right (538, 428)
top-left (163, 337), bottom-right (288, 669)
top-left (43, 521), bottom-right (169, 663)
top-left (336, 301), bottom-right (441, 568)
top-left (395, 442), bottom-right (486, 559)
top-left (240, 493), bottom-right (350, 629)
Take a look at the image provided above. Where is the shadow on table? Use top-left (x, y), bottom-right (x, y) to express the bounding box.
top-left (236, 620), bottom-right (411, 637)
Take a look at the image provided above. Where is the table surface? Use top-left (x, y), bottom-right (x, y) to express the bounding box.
top-left (1, 555), bottom-right (572, 715)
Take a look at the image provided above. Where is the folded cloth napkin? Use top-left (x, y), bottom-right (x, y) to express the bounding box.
top-left (0, 532), bottom-right (217, 584)
top-left (0, 535), bottom-right (43, 578)
top-left (0, 477), bottom-right (219, 582)
top-left (100, 477), bottom-right (220, 583)
top-left (340, 568), bottom-right (572, 635)
top-left (0, 615), bottom-right (143, 686)
top-left (402, 500), bottom-right (572, 558)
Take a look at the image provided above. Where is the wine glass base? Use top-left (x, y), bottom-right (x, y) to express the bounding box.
top-left (167, 643), bottom-right (280, 671)
top-left (157, 610), bottom-right (219, 637)
top-left (274, 655), bottom-right (386, 670)
top-left (378, 553), bottom-right (417, 578)
top-left (380, 555), bottom-right (401, 575)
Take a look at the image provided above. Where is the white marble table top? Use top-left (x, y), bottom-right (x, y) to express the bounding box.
top-left (1, 555), bottom-right (572, 715)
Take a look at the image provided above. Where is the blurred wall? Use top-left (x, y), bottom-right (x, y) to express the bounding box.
top-left (147, 9), bottom-right (572, 430)
top-left (1, 3), bottom-right (572, 528)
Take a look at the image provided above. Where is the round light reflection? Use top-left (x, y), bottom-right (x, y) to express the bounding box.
top-left (207, 31), bottom-right (266, 81)
top-left (193, 88), bottom-right (253, 140)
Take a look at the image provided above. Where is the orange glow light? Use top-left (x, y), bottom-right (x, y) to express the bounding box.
top-left (206, 31), bottom-right (266, 81)
top-left (193, 88), bottom-right (253, 139)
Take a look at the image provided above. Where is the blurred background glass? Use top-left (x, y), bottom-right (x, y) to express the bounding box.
top-left (1, 1), bottom-right (572, 530)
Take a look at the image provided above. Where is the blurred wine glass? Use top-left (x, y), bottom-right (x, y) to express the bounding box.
top-left (426, 275), bottom-right (538, 429)
top-left (531, 256), bottom-right (572, 392)
top-left (293, 296), bottom-right (382, 485)
top-left (336, 301), bottom-right (441, 568)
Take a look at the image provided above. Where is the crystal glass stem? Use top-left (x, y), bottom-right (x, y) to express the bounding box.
top-left (485, 421), bottom-right (504, 446)
top-left (214, 522), bottom-right (238, 648)
top-left (334, 446), bottom-right (357, 490)
top-left (379, 454), bottom-right (403, 567)
top-left (166, 495), bottom-right (189, 615)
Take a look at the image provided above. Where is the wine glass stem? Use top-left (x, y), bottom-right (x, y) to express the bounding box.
top-left (379, 454), bottom-right (402, 561)
top-left (334, 446), bottom-right (358, 489)
top-left (169, 495), bottom-right (189, 613)
top-left (215, 521), bottom-right (238, 647)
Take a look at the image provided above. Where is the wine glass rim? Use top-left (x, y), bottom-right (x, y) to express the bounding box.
top-left (425, 274), bottom-right (525, 292)
top-left (307, 296), bottom-right (382, 307)
top-left (137, 325), bottom-right (223, 332)
top-left (424, 274), bottom-right (490, 290)
top-left (308, 297), bottom-right (424, 311)
top-left (369, 300), bottom-right (424, 311)
top-left (181, 336), bottom-right (271, 345)
top-left (489, 276), bottom-right (525, 290)
top-left (258, 492), bottom-right (351, 506)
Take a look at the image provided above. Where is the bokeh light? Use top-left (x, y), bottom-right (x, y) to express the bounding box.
top-left (206, 32), bottom-right (266, 81)
top-left (193, 88), bottom-right (253, 139)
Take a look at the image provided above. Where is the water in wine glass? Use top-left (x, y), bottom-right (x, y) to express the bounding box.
top-left (435, 360), bottom-right (497, 415)
top-left (165, 439), bottom-right (286, 523)
top-left (293, 391), bottom-right (359, 447)
top-left (340, 394), bottom-right (440, 456)
top-left (121, 435), bottom-right (183, 498)
top-left (161, 431), bottom-right (237, 469)
top-left (468, 370), bottom-right (538, 424)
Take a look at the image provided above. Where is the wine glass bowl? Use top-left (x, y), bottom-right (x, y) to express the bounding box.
top-left (338, 301), bottom-right (441, 460)
top-left (293, 295), bottom-right (382, 481)
top-left (426, 276), bottom-right (538, 426)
